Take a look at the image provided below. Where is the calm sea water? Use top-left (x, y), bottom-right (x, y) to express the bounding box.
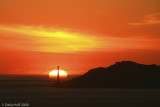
top-left (0, 86), bottom-right (160, 107)
top-left (0, 75), bottom-right (160, 107)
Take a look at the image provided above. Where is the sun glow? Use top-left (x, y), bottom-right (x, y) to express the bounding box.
top-left (49, 70), bottom-right (67, 79)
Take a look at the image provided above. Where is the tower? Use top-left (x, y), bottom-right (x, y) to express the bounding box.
top-left (57, 66), bottom-right (60, 85)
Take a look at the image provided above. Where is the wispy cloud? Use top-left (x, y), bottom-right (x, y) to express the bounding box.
top-left (0, 25), bottom-right (159, 53)
top-left (129, 13), bottom-right (160, 26)
top-left (0, 25), bottom-right (101, 53)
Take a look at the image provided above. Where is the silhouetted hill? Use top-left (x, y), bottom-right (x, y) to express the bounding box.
top-left (61, 61), bottom-right (160, 88)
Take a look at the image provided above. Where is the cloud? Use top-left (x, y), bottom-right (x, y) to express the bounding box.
top-left (0, 25), bottom-right (101, 53)
top-left (0, 25), bottom-right (159, 53)
top-left (129, 13), bottom-right (160, 26)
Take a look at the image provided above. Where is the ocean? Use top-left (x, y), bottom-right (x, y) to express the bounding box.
top-left (0, 75), bottom-right (160, 107)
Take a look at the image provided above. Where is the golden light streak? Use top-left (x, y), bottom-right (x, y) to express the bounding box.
top-left (0, 25), bottom-right (159, 53)
top-left (0, 25), bottom-right (100, 53)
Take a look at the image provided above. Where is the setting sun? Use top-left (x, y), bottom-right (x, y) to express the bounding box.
top-left (49, 70), bottom-right (67, 79)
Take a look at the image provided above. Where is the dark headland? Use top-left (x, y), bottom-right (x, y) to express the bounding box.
top-left (60, 61), bottom-right (160, 88)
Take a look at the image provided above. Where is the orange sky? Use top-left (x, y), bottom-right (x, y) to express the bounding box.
top-left (0, 0), bottom-right (160, 75)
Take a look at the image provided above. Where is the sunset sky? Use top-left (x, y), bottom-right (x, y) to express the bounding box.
top-left (0, 0), bottom-right (160, 75)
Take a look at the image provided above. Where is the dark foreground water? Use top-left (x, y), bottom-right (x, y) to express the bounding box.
top-left (0, 87), bottom-right (160, 107)
top-left (0, 75), bottom-right (160, 107)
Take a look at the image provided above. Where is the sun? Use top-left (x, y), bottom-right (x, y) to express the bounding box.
top-left (49, 70), bottom-right (67, 79)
